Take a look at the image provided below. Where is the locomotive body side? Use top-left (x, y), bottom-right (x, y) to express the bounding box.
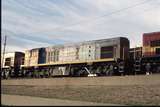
top-left (20, 37), bottom-right (129, 77)
top-left (22, 37), bottom-right (129, 67)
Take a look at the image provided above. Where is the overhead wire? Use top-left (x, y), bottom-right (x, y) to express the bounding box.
top-left (3, 0), bottom-right (158, 48)
top-left (27, 0), bottom-right (153, 34)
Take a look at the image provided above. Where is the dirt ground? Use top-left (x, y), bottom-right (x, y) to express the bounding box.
top-left (2, 94), bottom-right (115, 106)
top-left (1, 74), bottom-right (160, 106)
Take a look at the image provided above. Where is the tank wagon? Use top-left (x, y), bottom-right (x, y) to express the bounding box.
top-left (20, 37), bottom-right (129, 77)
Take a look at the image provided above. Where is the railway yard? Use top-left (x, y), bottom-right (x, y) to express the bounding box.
top-left (1, 74), bottom-right (160, 106)
top-left (1, 32), bottom-right (160, 106)
top-left (2, 0), bottom-right (160, 105)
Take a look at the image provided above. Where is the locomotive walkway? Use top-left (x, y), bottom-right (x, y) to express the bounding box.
top-left (1, 94), bottom-right (121, 106)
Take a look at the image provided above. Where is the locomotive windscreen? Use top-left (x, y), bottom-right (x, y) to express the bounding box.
top-left (100, 46), bottom-right (113, 59)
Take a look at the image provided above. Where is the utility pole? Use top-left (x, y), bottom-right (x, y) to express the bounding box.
top-left (1, 35), bottom-right (7, 70)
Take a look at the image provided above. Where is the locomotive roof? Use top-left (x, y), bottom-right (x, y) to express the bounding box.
top-left (45, 37), bottom-right (129, 48)
top-left (28, 36), bottom-right (129, 50)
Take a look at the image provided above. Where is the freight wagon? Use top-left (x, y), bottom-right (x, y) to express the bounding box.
top-left (133, 32), bottom-right (160, 75)
top-left (20, 37), bottom-right (129, 77)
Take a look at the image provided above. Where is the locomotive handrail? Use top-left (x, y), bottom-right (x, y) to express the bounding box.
top-left (20, 58), bottom-right (115, 68)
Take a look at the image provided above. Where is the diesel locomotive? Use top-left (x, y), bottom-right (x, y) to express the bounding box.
top-left (1, 32), bottom-right (160, 79)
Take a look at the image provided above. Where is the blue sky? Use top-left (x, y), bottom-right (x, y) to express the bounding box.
top-left (2, 0), bottom-right (160, 52)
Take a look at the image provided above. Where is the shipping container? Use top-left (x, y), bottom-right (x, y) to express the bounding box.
top-left (143, 32), bottom-right (160, 46)
top-left (143, 32), bottom-right (160, 57)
